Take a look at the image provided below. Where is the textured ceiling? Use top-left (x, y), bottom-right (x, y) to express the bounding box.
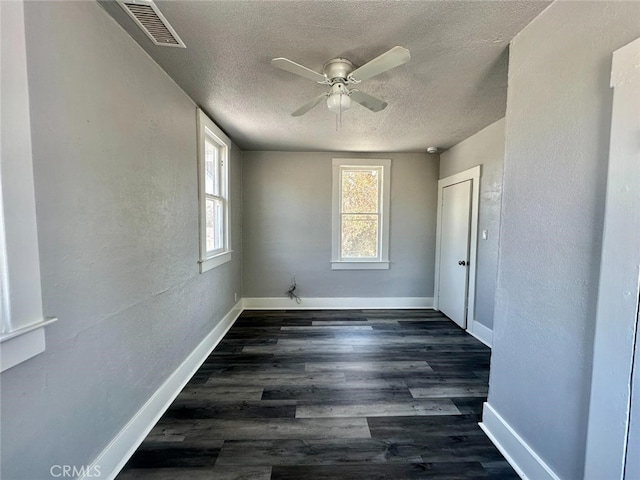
top-left (99, 0), bottom-right (549, 152)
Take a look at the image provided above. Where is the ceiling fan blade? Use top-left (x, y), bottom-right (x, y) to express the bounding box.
top-left (349, 46), bottom-right (410, 82)
top-left (349, 90), bottom-right (388, 112)
top-left (291, 93), bottom-right (328, 117)
top-left (271, 57), bottom-right (326, 83)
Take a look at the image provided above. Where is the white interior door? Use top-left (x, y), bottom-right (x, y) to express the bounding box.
top-left (438, 180), bottom-right (472, 328)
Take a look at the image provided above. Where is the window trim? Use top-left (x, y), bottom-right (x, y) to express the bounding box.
top-left (331, 158), bottom-right (391, 270)
top-left (196, 108), bottom-right (232, 273)
top-left (0, 0), bottom-right (57, 373)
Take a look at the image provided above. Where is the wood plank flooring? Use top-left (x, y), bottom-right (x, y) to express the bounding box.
top-left (117, 309), bottom-right (518, 479)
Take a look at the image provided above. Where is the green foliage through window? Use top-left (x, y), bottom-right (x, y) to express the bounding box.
top-left (340, 167), bottom-right (381, 258)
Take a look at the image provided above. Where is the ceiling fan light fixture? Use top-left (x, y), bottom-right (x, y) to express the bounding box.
top-left (326, 84), bottom-right (351, 114)
top-left (272, 46), bottom-right (410, 117)
top-left (327, 92), bottom-right (351, 113)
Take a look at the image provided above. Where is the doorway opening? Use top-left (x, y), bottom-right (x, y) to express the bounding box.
top-left (434, 166), bottom-right (481, 335)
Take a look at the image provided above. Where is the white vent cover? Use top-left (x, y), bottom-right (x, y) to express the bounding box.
top-left (118, 0), bottom-right (186, 48)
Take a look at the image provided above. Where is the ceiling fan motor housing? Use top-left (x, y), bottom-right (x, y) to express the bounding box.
top-left (323, 58), bottom-right (354, 82)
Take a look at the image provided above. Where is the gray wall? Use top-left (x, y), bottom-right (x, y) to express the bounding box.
top-left (440, 118), bottom-right (504, 330)
top-left (583, 35), bottom-right (640, 479)
top-left (627, 337), bottom-right (640, 478)
top-left (488, 3), bottom-right (640, 479)
top-left (0, 2), bottom-right (242, 478)
top-left (243, 151), bottom-right (438, 299)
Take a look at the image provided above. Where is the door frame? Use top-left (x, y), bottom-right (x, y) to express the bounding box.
top-left (434, 165), bottom-right (481, 331)
top-left (584, 37), bottom-right (640, 480)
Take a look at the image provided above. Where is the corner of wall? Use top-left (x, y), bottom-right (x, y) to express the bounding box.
top-left (480, 402), bottom-right (561, 480)
top-left (468, 320), bottom-right (493, 348)
top-left (83, 300), bottom-right (244, 480)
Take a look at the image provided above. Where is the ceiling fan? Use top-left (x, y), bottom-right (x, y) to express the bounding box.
top-left (271, 46), bottom-right (410, 117)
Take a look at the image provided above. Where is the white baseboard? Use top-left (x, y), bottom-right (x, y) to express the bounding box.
top-left (83, 300), bottom-right (243, 480)
top-left (467, 319), bottom-right (493, 348)
top-left (480, 402), bottom-right (561, 480)
top-left (242, 297), bottom-right (434, 310)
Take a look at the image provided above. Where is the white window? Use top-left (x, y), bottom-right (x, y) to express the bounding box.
top-left (1, 0), bottom-right (57, 372)
top-left (197, 108), bottom-right (231, 272)
top-left (331, 158), bottom-right (391, 270)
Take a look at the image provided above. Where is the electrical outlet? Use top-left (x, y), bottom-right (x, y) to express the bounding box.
top-left (482, 229), bottom-right (488, 240)
top-left (291, 274), bottom-right (296, 285)
top-left (234, 293), bottom-right (238, 302)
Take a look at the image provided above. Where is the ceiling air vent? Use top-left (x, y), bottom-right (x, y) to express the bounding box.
top-left (117, 0), bottom-right (186, 48)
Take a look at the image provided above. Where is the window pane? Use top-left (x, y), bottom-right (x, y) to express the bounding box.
top-left (206, 197), bottom-right (224, 253)
top-left (341, 214), bottom-right (378, 258)
top-left (213, 198), bottom-right (224, 251)
top-left (205, 198), bottom-right (215, 252)
top-left (205, 139), bottom-right (219, 196)
top-left (341, 168), bottom-right (379, 214)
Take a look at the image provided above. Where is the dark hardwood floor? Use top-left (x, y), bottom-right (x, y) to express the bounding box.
top-left (117, 309), bottom-right (518, 479)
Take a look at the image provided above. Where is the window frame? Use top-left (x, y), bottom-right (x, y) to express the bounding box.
top-left (331, 158), bottom-right (391, 270)
top-left (1, 0), bottom-right (57, 373)
top-left (196, 108), bottom-right (232, 273)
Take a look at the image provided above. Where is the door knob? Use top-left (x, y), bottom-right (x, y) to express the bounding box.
top-left (458, 260), bottom-right (466, 266)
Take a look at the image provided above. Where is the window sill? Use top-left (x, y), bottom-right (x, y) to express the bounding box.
top-left (331, 261), bottom-right (390, 270)
top-left (0, 317), bottom-right (57, 373)
top-left (199, 250), bottom-right (233, 273)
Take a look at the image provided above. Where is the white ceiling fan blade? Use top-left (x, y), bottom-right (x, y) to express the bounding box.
top-left (271, 57), bottom-right (326, 83)
top-left (350, 90), bottom-right (388, 112)
top-left (292, 93), bottom-right (328, 117)
top-left (349, 46), bottom-right (410, 82)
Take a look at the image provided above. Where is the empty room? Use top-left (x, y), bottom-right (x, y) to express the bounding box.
top-left (1, 0), bottom-right (639, 479)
